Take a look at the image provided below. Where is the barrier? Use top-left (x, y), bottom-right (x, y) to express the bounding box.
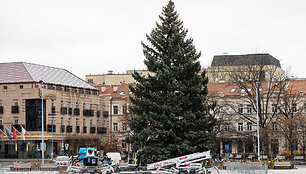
top-left (224, 161), bottom-right (268, 174)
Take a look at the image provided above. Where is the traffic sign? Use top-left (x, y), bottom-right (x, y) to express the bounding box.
top-left (225, 144), bottom-right (229, 150)
top-left (61, 147), bottom-right (64, 151)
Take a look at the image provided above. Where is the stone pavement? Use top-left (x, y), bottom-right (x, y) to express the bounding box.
top-left (211, 165), bottom-right (306, 174)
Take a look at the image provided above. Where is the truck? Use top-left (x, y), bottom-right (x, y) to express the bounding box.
top-left (67, 147), bottom-right (114, 174)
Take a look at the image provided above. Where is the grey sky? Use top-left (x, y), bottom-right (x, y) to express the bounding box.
top-left (0, 0), bottom-right (305, 79)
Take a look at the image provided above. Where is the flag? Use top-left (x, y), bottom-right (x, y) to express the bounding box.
top-left (21, 126), bottom-right (26, 140)
top-left (13, 127), bottom-right (18, 140)
top-left (5, 128), bottom-right (12, 141)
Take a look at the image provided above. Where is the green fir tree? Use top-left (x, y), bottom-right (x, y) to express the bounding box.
top-left (128, 0), bottom-right (216, 164)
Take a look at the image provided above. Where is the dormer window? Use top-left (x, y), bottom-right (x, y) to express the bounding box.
top-left (230, 88), bottom-right (236, 93)
top-left (241, 89), bottom-right (245, 94)
top-left (119, 91), bottom-right (125, 95)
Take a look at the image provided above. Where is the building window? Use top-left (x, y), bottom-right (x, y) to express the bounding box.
top-left (0, 100), bottom-right (3, 114)
top-left (272, 122), bottom-right (277, 131)
top-left (238, 104), bottom-right (243, 114)
top-left (0, 117), bottom-right (2, 125)
top-left (19, 85), bottom-right (23, 89)
top-left (68, 118), bottom-right (71, 125)
top-left (103, 120), bottom-right (106, 127)
top-left (214, 106), bottom-right (220, 118)
top-left (76, 102), bottom-right (79, 108)
top-left (238, 122), bottom-right (243, 131)
top-left (113, 123), bottom-right (118, 132)
top-left (60, 117), bottom-right (64, 133)
top-left (292, 103), bottom-right (297, 113)
top-left (68, 102), bottom-right (71, 108)
top-left (90, 120), bottom-right (92, 127)
top-left (247, 122), bottom-right (252, 131)
top-left (246, 105), bottom-right (252, 114)
top-left (113, 105), bottom-right (119, 115)
top-left (97, 120), bottom-right (99, 127)
top-left (122, 140), bottom-right (126, 149)
top-left (3, 86), bottom-right (7, 90)
top-left (223, 105), bottom-right (230, 114)
top-left (13, 99), bottom-right (18, 106)
top-left (83, 103), bottom-right (86, 110)
top-left (123, 106), bottom-right (127, 114)
top-left (224, 124), bottom-right (229, 132)
top-left (61, 101), bottom-right (63, 107)
top-left (83, 119), bottom-right (86, 127)
top-left (76, 118), bottom-right (79, 126)
top-left (272, 104), bottom-right (277, 113)
top-left (122, 122), bottom-right (127, 131)
top-left (14, 117), bottom-right (18, 125)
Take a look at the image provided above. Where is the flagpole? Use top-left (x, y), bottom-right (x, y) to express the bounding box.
top-left (40, 80), bottom-right (45, 164)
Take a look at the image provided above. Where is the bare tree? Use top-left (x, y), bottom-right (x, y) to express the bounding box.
top-left (276, 83), bottom-right (305, 158)
top-left (210, 55), bottom-right (288, 157)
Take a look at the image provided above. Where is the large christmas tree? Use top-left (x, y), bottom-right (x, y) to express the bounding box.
top-left (128, 0), bottom-right (216, 164)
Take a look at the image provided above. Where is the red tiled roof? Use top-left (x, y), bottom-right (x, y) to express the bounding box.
top-left (94, 84), bottom-right (134, 99)
top-left (94, 80), bottom-right (306, 99)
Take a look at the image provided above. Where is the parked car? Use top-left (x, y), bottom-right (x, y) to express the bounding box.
top-left (55, 156), bottom-right (70, 166)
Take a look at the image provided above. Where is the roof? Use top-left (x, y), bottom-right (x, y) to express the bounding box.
top-left (0, 62), bottom-right (96, 90)
top-left (211, 54), bottom-right (281, 68)
top-left (95, 84), bottom-right (134, 99)
top-left (207, 80), bottom-right (306, 97)
top-left (94, 79), bottom-right (306, 99)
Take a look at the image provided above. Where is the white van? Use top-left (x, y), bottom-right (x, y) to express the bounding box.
top-left (106, 152), bottom-right (121, 165)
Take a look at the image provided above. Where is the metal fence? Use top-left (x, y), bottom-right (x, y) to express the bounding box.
top-left (224, 162), bottom-right (268, 174)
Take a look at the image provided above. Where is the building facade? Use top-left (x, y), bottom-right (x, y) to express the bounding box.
top-left (0, 62), bottom-right (109, 158)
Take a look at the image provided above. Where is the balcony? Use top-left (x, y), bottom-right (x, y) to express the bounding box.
top-left (103, 111), bottom-right (109, 117)
top-left (68, 108), bottom-right (72, 115)
top-left (90, 127), bottom-right (96, 134)
top-left (76, 126), bottom-right (80, 133)
top-left (11, 106), bottom-right (19, 113)
top-left (66, 125), bottom-right (73, 133)
top-left (74, 108), bottom-right (80, 115)
top-left (60, 107), bottom-right (67, 115)
top-left (47, 125), bottom-right (56, 132)
top-left (83, 126), bottom-right (87, 133)
top-left (0, 106), bottom-right (3, 114)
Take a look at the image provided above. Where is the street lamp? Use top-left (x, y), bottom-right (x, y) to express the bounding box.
top-left (255, 80), bottom-right (260, 160)
top-left (39, 80), bottom-right (45, 164)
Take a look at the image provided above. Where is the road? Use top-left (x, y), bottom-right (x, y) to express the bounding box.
top-left (0, 165), bottom-right (305, 173)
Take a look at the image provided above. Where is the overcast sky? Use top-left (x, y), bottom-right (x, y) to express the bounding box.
top-left (1, 0), bottom-right (305, 79)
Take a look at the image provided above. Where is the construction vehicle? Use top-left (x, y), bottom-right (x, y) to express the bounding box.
top-left (119, 151), bottom-right (219, 174)
top-left (147, 151), bottom-right (216, 174)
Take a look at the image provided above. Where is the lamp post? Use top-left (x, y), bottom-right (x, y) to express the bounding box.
top-left (255, 80), bottom-right (260, 160)
top-left (48, 113), bottom-right (56, 160)
top-left (39, 80), bottom-right (44, 164)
